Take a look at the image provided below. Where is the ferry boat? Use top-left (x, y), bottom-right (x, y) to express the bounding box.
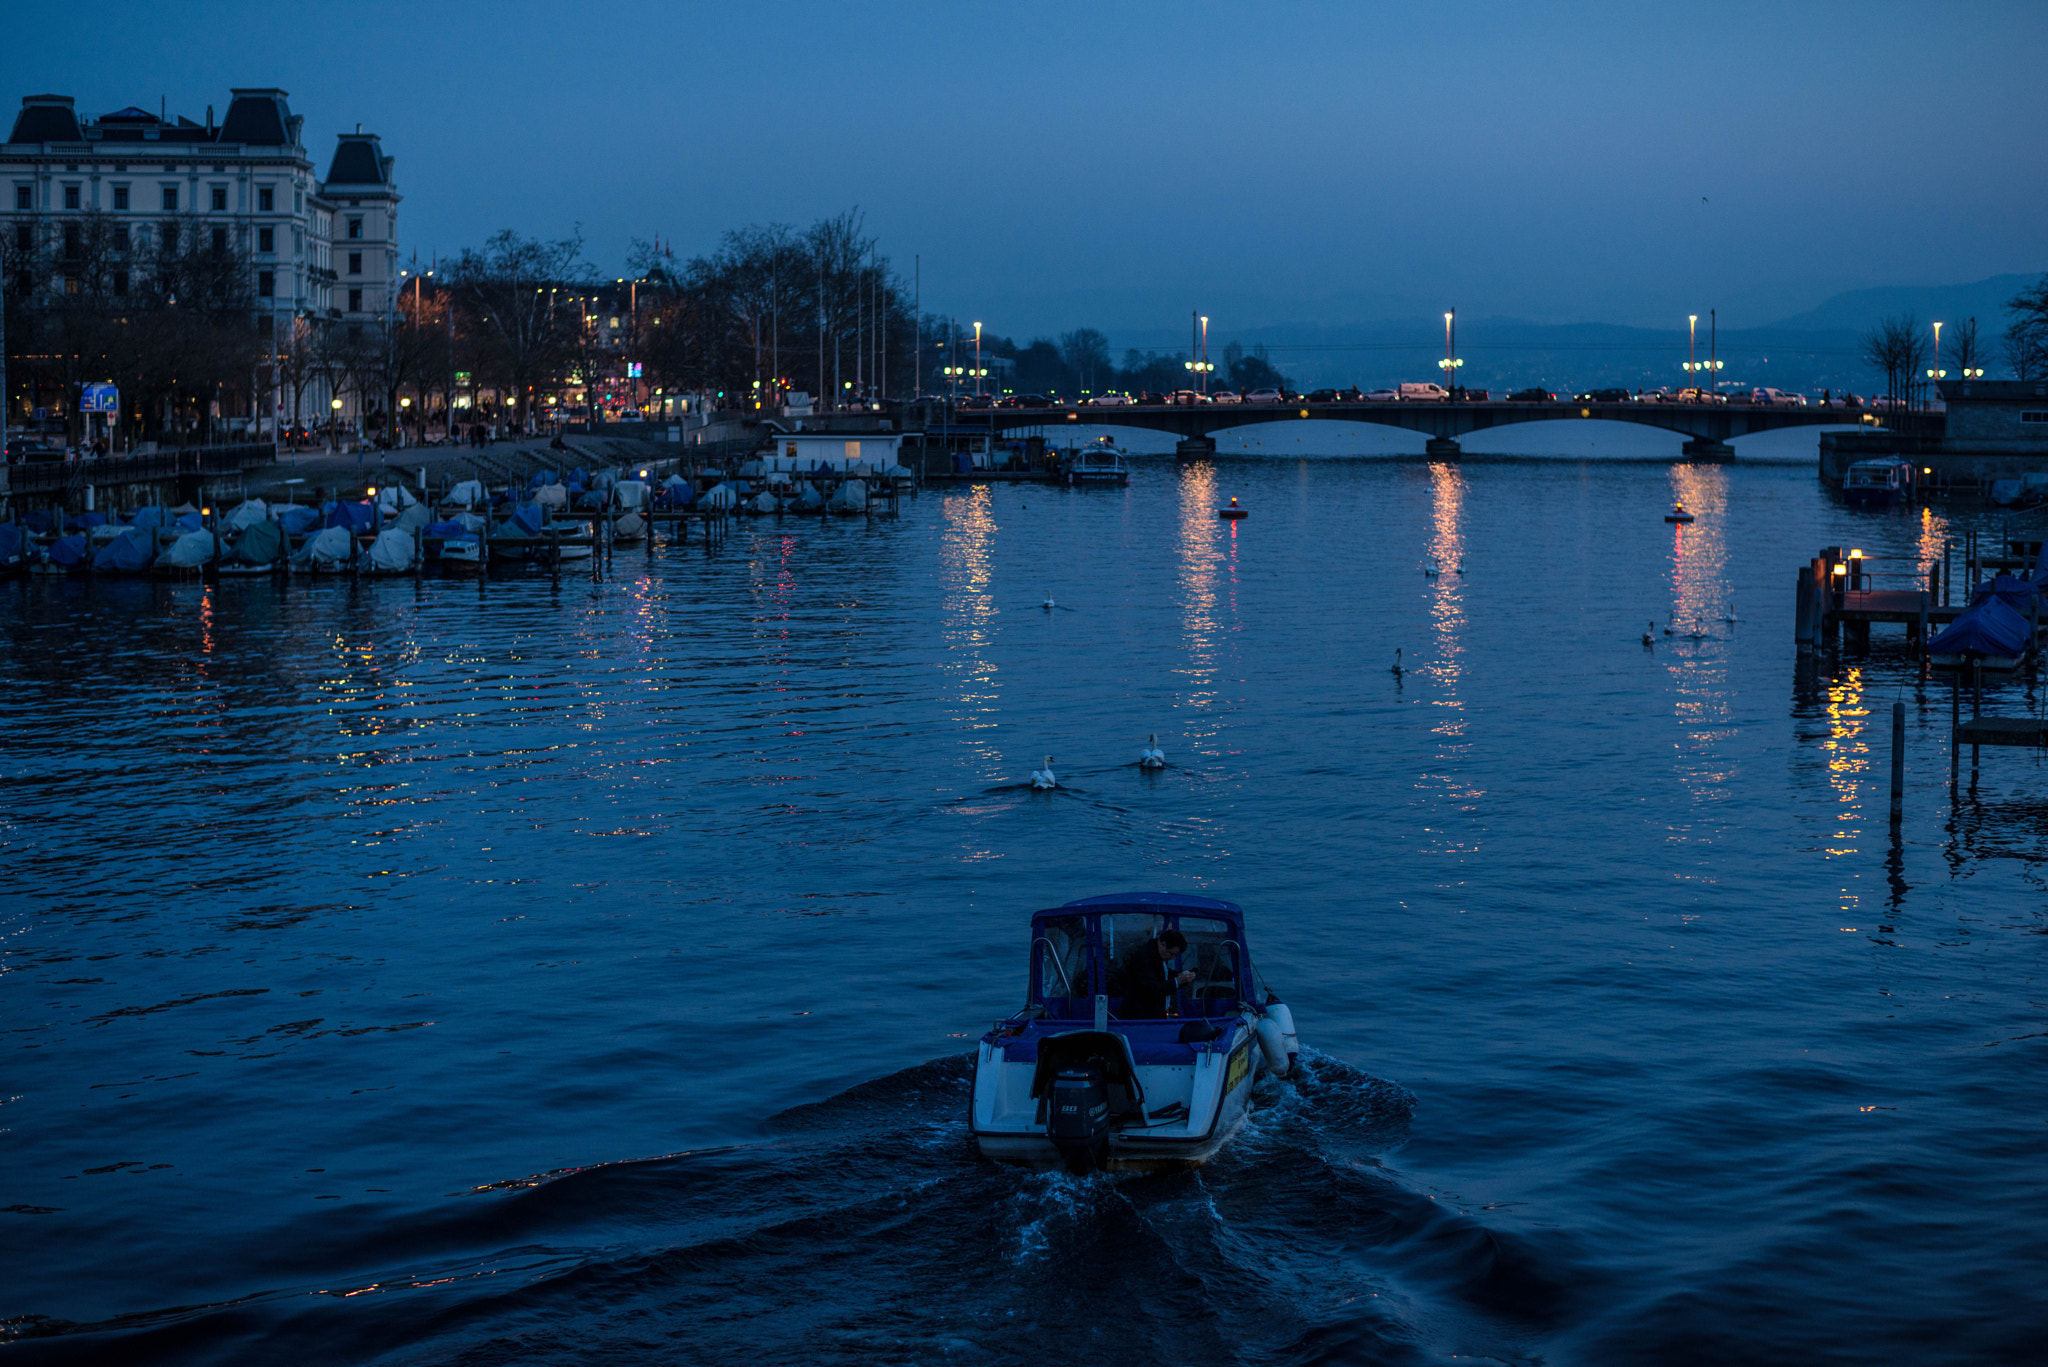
top-left (1064, 438), bottom-right (1131, 486)
top-left (971, 892), bottom-right (1298, 1172)
top-left (1841, 457), bottom-right (1917, 507)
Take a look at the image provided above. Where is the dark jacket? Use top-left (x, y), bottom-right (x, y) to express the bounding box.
top-left (1114, 938), bottom-right (1177, 1018)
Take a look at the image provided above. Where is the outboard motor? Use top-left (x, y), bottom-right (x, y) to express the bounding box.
top-left (1047, 1062), bottom-right (1111, 1172)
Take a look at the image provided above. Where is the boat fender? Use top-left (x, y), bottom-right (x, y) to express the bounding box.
top-left (1265, 1001), bottom-right (1299, 1071)
top-left (1255, 1017), bottom-right (1290, 1077)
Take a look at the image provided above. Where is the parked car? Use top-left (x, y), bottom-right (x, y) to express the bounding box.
top-left (1086, 393), bottom-right (1132, 406)
top-left (1671, 387), bottom-right (1725, 405)
top-left (1246, 388), bottom-right (1283, 405)
top-left (1364, 388), bottom-right (1399, 403)
top-left (1210, 390), bottom-right (1242, 404)
top-left (1168, 390), bottom-right (1211, 405)
top-left (1306, 388), bottom-right (1343, 404)
top-left (997, 393), bottom-right (1051, 408)
top-left (1506, 387), bottom-right (1554, 403)
top-left (1585, 387), bottom-right (1634, 404)
top-left (1399, 382), bottom-right (1449, 401)
top-left (1749, 388), bottom-right (1806, 407)
top-left (1461, 389), bottom-right (1491, 402)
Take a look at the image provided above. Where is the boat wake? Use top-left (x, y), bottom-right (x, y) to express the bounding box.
top-left (5, 1054), bottom-right (1582, 1366)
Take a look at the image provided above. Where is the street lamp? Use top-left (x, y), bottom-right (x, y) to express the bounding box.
top-left (1439, 310), bottom-right (1462, 394)
top-left (1688, 315), bottom-right (1697, 388)
top-left (973, 322), bottom-right (983, 398)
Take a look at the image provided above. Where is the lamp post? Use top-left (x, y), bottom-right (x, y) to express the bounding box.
top-left (1688, 315), bottom-right (1697, 391)
top-left (973, 321), bottom-right (983, 398)
top-left (1932, 321), bottom-right (1943, 412)
top-left (1439, 310), bottom-right (1463, 395)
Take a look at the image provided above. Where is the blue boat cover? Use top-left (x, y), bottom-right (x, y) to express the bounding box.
top-left (49, 533), bottom-right (89, 567)
top-left (174, 511), bottom-right (203, 532)
top-left (64, 511), bottom-right (106, 531)
top-left (277, 505), bottom-right (321, 535)
top-left (92, 527), bottom-right (154, 572)
top-left (0, 525), bottom-right (25, 562)
top-left (1990, 479), bottom-right (2024, 506)
top-left (530, 468), bottom-right (557, 488)
top-left (130, 506), bottom-right (166, 529)
top-left (1929, 594), bottom-right (2032, 657)
top-left (1967, 573), bottom-right (2040, 614)
top-left (324, 500), bottom-right (379, 533)
top-left (498, 504), bottom-right (544, 536)
top-left (425, 520), bottom-right (475, 538)
top-left (22, 509), bottom-right (54, 533)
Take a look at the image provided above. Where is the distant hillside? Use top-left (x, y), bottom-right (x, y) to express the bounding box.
top-left (1764, 274), bottom-right (2039, 333)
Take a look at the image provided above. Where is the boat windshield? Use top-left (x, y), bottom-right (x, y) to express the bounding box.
top-left (1034, 915), bottom-right (1089, 1007)
top-left (1175, 916), bottom-right (1241, 1006)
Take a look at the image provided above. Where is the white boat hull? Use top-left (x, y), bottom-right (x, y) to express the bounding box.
top-left (970, 1015), bottom-right (1263, 1171)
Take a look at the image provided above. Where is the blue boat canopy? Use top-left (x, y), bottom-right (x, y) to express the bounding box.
top-left (1025, 892), bottom-right (1260, 1023)
top-left (1929, 592), bottom-right (2032, 657)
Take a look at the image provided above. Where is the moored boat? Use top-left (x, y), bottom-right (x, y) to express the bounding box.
top-left (971, 892), bottom-right (1298, 1173)
top-left (1842, 458), bottom-right (1917, 507)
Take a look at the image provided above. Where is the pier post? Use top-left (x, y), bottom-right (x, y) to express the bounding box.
top-left (1950, 673), bottom-right (1960, 793)
top-left (1795, 569), bottom-right (1815, 650)
top-left (1919, 593), bottom-right (1929, 675)
top-left (1424, 437), bottom-right (1462, 457)
top-left (1890, 701), bottom-right (1905, 830)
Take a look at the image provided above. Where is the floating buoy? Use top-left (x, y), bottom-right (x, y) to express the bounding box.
top-left (1219, 496), bottom-right (1248, 520)
top-left (1665, 502), bottom-right (1695, 524)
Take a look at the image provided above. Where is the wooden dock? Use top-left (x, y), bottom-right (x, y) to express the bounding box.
top-left (1954, 716), bottom-right (2048, 747)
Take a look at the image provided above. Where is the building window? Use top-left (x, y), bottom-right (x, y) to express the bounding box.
top-left (113, 224), bottom-right (130, 249)
top-left (63, 223), bottom-right (80, 260)
top-left (348, 251), bottom-right (362, 275)
top-left (294, 189), bottom-right (303, 211)
top-left (258, 270), bottom-right (275, 298)
top-left (65, 275), bottom-right (79, 296)
top-left (347, 217), bottom-right (362, 240)
top-left (113, 184), bottom-right (129, 211)
top-left (211, 226), bottom-right (227, 255)
top-left (63, 184), bottom-right (80, 210)
top-left (161, 185), bottom-right (178, 211)
top-left (161, 221), bottom-right (178, 251)
top-left (348, 287), bottom-right (363, 312)
top-left (14, 185), bottom-right (29, 210)
top-left (211, 186), bottom-right (227, 212)
top-left (258, 226), bottom-right (274, 253)
top-left (12, 224), bottom-right (27, 252)
top-left (2022, 412), bottom-right (2048, 424)
top-left (13, 270), bottom-right (29, 294)
top-left (113, 270), bottom-right (127, 296)
top-left (293, 227), bottom-right (303, 254)
top-left (257, 186), bottom-right (273, 212)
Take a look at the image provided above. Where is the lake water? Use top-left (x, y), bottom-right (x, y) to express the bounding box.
top-left (3, 450), bottom-right (2044, 1366)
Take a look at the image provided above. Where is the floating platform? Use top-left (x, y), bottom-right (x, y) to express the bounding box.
top-left (1953, 716), bottom-right (2048, 747)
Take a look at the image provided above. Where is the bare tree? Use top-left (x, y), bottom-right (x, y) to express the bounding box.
top-left (448, 230), bottom-right (586, 433)
top-left (2004, 276), bottom-right (2048, 381)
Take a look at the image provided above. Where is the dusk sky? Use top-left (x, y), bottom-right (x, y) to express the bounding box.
top-left (6, 1), bottom-right (2043, 341)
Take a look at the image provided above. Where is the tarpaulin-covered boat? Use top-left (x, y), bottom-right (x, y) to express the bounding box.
top-left (971, 892), bottom-right (1298, 1172)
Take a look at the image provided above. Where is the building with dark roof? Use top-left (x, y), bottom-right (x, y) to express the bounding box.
top-left (2, 87), bottom-right (402, 425)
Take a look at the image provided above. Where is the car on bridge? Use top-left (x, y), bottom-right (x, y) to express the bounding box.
top-left (1085, 393), bottom-right (1132, 406)
top-left (1672, 387), bottom-right (1725, 405)
top-left (1363, 388), bottom-right (1399, 402)
top-left (1399, 383), bottom-right (1449, 401)
top-left (1168, 391), bottom-right (1211, 405)
top-left (1582, 387), bottom-right (1635, 404)
top-left (998, 394), bottom-right (1052, 408)
top-left (1506, 387), bottom-right (1554, 402)
top-left (1211, 390), bottom-right (1242, 404)
top-left (1306, 388), bottom-right (1344, 404)
top-left (1246, 388), bottom-right (1283, 405)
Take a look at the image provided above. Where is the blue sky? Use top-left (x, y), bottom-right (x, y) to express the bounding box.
top-left (6, 1), bottom-right (2043, 340)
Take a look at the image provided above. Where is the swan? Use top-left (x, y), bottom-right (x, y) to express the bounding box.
top-left (1042, 596), bottom-right (1056, 610)
top-left (1686, 623), bottom-right (1709, 640)
top-left (1724, 604), bottom-right (1738, 623)
top-left (1642, 621), bottom-right (1656, 646)
top-left (1455, 561), bottom-right (1466, 575)
top-left (1030, 756), bottom-right (1058, 789)
top-left (1424, 560), bottom-right (1440, 578)
top-left (1139, 734), bottom-right (1166, 768)
top-left (1390, 647), bottom-right (1404, 675)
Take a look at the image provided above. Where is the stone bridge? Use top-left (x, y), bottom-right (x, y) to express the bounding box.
top-left (946, 399), bottom-right (1876, 457)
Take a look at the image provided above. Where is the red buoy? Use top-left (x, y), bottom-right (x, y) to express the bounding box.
top-left (1218, 496), bottom-right (1249, 520)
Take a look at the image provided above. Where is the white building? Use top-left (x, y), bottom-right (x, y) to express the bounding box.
top-left (1, 89), bottom-right (399, 427)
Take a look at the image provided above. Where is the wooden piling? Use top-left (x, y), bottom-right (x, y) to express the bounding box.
top-left (1795, 569), bottom-right (1814, 650)
top-left (1890, 701), bottom-right (1905, 829)
top-left (1919, 593), bottom-right (1929, 675)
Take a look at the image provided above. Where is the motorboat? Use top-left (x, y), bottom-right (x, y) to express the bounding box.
top-left (1665, 502), bottom-right (1695, 524)
top-left (971, 892), bottom-right (1299, 1173)
top-left (1065, 438), bottom-right (1131, 486)
top-left (1842, 457), bottom-right (1918, 507)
